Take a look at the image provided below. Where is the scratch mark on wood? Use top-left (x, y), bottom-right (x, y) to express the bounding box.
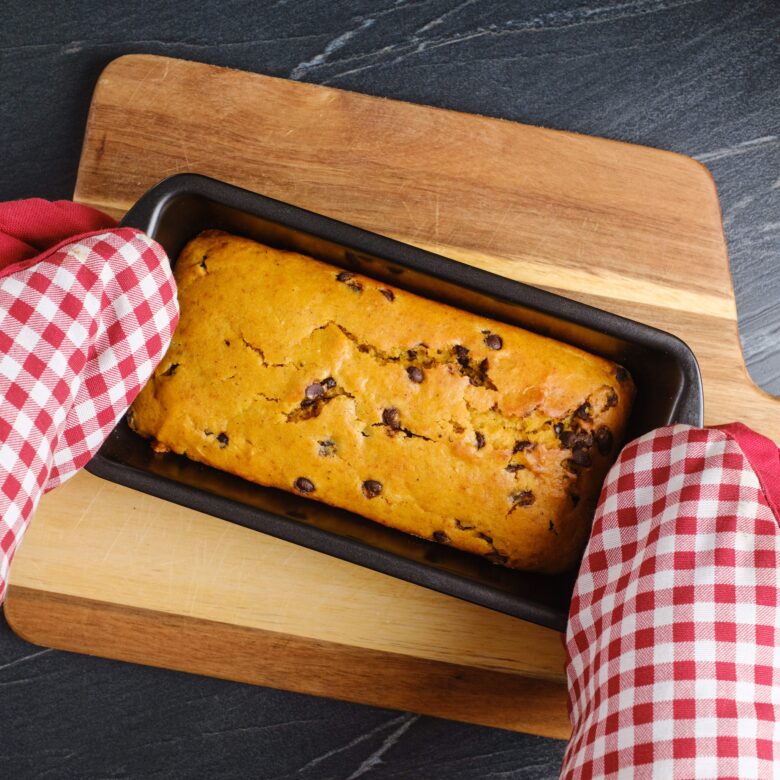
top-left (72, 487), bottom-right (104, 532)
top-left (126, 64), bottom-right (159, 105)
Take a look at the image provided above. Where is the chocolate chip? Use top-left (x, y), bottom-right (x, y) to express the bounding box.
top-left (382, 407), bottom-right (401, 430)
top-left (300, 397), bottom-right (316, 408)
top-left (553, 422), bottom-right (564, 436)
top-left (362, 480), bottom-right (383, 498)
top-left (485, 551), bottom-right (509, 565)
top-left (454, 345), bottom-right (470, 369)
top-left (511, 490), bottom-right (535, 507)
top-left (432, 531), bottom-right (449, 544)
top-left (559, 428), bottom-right (593, 450)
top-left (615, 366), bottom-right (630, 383)
top-left (407, 349), bottom-right (417, 361)
top-left (322, 377), bottom-right (337, 390)
top-left (604, 389), bottom-right (618, 409)
top-left (406, 366), bottom-right (424, 383)
top-left (294, 477), bottom-right (315, 493)
top-left (162, 363), bottom-right (179, 377)
top-left (569, 449), bottom-right (592, 467)
top-left (484, 333), bottom-right (503, 350)
top-left (505, 464), bottom-right (525, 472)
top-left (513, 440), bottom-right (533, 453)
top-left (595, 426), bottom-right (613, 455)
top-left (336, 271), bottom-right (355, 282)
top-left (347, 280), bottom-right (363, 293)
top-left (217, 432), bottom-right (229, 448)
top-left (224, 339), bottom-right (231, 347)
top-left (574, 402), bottom-right (592, 421)
top-left (318, 439), bottom-right (336, 457)
top-left (305, 382), bottom-right (324, 399)
top-left (477, 532), bottom-right (493, 544)
top-left (379, 288), bottom-right (395, 301)
top-left (455, 518), bottom-right (475, 530)
top-left (458, 354), bottom-right (496, 390)
top-left (475, 431), bottom-right (485, 450)
top-left (574, 431), bottom-right (594, 450)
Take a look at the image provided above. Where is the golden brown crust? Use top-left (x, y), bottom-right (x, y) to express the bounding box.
top-left (130, 230), bottom-right (635, 573)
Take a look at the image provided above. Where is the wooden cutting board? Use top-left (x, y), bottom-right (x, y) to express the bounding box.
top-left (6, 55), bottom-right (778, 741)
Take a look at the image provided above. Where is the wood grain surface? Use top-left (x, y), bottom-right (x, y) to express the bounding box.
top-left (6, 54), bottom-right (778, 737)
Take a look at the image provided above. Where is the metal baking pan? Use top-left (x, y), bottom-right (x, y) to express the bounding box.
top-left (86, 173), bottom-right (703, 632)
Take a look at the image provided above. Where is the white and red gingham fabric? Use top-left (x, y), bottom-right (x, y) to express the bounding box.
top-left (563, 423), bottom-right (780, 779)
top-left (0, 199), bottom-right (177, 602)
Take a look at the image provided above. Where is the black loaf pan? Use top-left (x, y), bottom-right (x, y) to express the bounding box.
top-left (87, 173), bottom-right (703, 632)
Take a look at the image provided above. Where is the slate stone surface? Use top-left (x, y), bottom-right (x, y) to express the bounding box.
top-left (1, 1), bottom-right (777, 777)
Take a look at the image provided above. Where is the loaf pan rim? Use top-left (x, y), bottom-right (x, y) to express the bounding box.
top-left (85, 172), bottom-right (705, 633)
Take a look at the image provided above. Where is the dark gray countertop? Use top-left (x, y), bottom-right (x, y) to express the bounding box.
top-left (1, 1), bottom-right (777, 777)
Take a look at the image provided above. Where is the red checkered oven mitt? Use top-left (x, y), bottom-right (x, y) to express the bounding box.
top-left (0, 199), bottom-right (178, 602)
top-left (563, 423), bottom-right (780, 779)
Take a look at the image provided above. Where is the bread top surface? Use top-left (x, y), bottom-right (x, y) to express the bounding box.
top-left (130, 230), bottom-right (635, 572)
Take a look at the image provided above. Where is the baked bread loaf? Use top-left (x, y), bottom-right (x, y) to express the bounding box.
top-left (129, 230), bottom-right (635, 573)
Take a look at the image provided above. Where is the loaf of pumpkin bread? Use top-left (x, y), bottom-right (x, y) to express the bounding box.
top-left (129, 230), bottom-right (635, 573)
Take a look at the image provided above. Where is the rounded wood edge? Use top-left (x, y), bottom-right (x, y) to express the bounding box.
top-left (734, 382), bottom-right (780, 445)
top-left (72, 57), bottom-right (133, 203)
top-left (4, 585), bottom-right (571, 740)
top-left (736, 346), bottom-right (780, 445)
top-left (715, 317), bottom-right (780, 444)
top-left (693, 163), bottom-right (780, 443)
top-left (4, 585), bottom-right (49, 647)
